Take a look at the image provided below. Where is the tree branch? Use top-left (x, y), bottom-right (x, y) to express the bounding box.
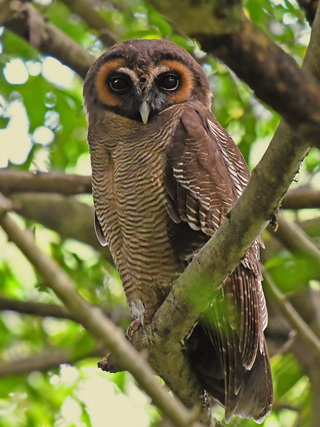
top-left (0, 193), bottom-right (211, 427)
top-left (0, 297), bottom-right (75, 320)
top-left (10, 191), bottom-right (97, 243)
top-left (282, 188), bottom-right (320, 209)
top-left (0, 297), bottom-right (130, 324)
top-left (274, 214), bottom-right (320, 276)
top-left (8, 192), bottom-right (113, 262)
top-left (0, 0), bottom-right (94, 79)
top-left (263, 269), bottom-right (320, 356)
top-left (0, 170), bottom-right (91, 196)
top-left (304, 0), bottom-right (320, 82)
top-left (301, 217), bottom-right (320, 239)
top-left (263, 217), bottom-right (320, 263)
top-left (0, 346), bottom-right (105, 378)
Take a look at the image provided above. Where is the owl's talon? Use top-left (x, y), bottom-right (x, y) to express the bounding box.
top-left (126, 318), bottom-right (141, 340)
top-left (142, 306), bottom-right (158, 325)
top-left (126, 307), bottom-right (158, 340)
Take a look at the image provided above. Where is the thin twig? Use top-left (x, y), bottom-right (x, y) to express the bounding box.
top-left (274, 214), bottom-right (320, 275)
top-left (263, 268), bottom-right (320, 356)
top-left (0, 297), bottom-right (130, 324)
top-left (0, 346), bottom-right (105, 378)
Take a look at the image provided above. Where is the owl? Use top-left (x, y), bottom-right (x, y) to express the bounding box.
top-left (83, 39), bottom-right (273, 423)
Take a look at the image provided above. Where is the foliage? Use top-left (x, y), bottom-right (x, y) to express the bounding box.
top-left (0, 0), bottom-right (319, 426)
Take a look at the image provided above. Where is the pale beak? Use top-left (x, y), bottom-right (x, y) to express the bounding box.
top-left (139, 101), bottom-right (151, 125)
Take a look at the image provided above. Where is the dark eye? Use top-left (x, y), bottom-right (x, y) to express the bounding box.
top-left (108, 75), bottom-right (132, 93)
top-left (156, 73), bottom-right (180, 91)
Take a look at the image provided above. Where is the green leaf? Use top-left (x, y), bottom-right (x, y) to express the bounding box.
top-left (272, 354), bottom-right (304, 399)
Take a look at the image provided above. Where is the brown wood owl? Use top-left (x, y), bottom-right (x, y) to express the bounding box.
top-left (83, 39), bottom-right (273, 423)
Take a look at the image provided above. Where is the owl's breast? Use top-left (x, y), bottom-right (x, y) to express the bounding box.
top-left (95, 107), bottom-right (184, 317)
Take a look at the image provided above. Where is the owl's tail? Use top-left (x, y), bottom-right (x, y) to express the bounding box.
top-left (187, 266), bottom-right (273, 423)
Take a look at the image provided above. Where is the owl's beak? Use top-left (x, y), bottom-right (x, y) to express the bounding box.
top-left (139, 101), bottom-right (151, 125)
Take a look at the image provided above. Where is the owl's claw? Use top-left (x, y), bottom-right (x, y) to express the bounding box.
top-left (126, 307), bottom-right (158, 340)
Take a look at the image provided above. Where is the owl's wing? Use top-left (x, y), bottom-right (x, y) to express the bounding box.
top-left (165, 105), bottom-right (250, 236)
top-left (165, 104), bottom-right (272, 422)
top-left (87, 128), bottom-right (113, 249)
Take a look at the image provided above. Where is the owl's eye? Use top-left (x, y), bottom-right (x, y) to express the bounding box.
top-left (156, 73), bottom-right (180, 91)
top-left (109, 74), bottom-right (132, 93)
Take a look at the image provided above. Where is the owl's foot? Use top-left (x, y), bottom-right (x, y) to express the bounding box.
top-left (127, 307), bottom-right (158, 340)
top-left (98, 308), bottom-right (158, 370)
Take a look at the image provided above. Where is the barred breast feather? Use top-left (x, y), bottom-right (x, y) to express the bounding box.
top-left (88, 106), bottom-right (184, 318)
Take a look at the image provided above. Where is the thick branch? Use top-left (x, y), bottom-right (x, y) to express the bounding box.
top-left (146, 0), bottom-right (244, 35)
top-left (282, 188), bottom-right (320, 209)
top-left (0, 170), bottom-right (91, 196)
top-left (9, 192), bottom-right (113, 262)
top-left (0, 193), bottom-right (210, 427)
top-left (0, 0), bottom-right (94, 79)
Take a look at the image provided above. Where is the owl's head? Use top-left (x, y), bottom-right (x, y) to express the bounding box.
top-left (83, 39), bottom-right (212, 125)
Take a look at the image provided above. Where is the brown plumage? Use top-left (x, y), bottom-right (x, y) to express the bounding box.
top-left (83, 39), bottom-right (273, 423)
